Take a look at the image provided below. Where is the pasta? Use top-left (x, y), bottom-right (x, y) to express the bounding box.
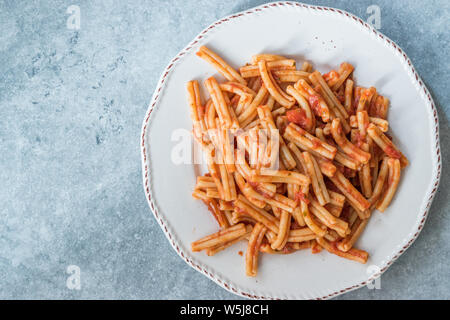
top-left (189, 47), bottom-right (408, 276)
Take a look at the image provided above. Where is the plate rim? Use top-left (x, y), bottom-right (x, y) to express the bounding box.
top-left (140, 1), bottom-right (442, 300)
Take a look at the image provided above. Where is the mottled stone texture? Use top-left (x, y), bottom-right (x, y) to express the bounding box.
top-left (0, 0), bottom-right (448, 299)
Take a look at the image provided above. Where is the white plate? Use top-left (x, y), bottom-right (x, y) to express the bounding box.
top-left (140, 1), bottom-right (441, 299)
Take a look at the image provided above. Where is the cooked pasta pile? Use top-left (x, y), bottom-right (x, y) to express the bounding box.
top-left (188, 46), bottom-right (408, 277)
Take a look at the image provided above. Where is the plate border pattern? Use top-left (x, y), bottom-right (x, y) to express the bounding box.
top-left (140, 1), bottom-right (441, 300)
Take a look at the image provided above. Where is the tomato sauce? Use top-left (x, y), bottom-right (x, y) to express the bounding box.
top-left (330, 240), bottom-right (340, 251)
top-left (295, 190), bottom-right (310, 205)
top-left (308, 95), bottom-right (322, 116)
top-left (353, 131), bottom-right (364, 148)
top-left (230, 95), bottom-right (240, 108)
top-left (385, 145), bottom-right (401, 159)
top-left (286, 108), bottom-right (309, 130)
top-left (323, 70), bottom-right (339, 82)
top-left (312, 138), bottom-right (322, 149)
top-left (337, 165), bottom-right (355, 178)
top-left (248, 181), bottom-right (259, 188)
top-left (362, 89), bottom-right (371, 98)
top-left (311, 242), bottom-right (322, 254)
top-left (235, 206), bottom-right (247, 215)
top-left (282, 243), bottom-right (295, 254)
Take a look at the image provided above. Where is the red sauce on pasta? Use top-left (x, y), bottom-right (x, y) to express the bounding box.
top-left (295, 191), bottom-right (310, 205)
top-left (308, 95), bottom-right (322, 115)
top-left (323, 70), bottom-right (339, 82)
top-left (286, 108), bottom-right (309, 130)
top-left (353, 131), bottom-right (364, 148)
top-left (385, 145), bottom-right (401, 159)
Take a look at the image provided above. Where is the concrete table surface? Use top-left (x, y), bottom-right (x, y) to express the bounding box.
top-left (0, 0), bottom-right (448, 299)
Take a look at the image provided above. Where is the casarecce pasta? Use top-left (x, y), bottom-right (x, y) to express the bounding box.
top-left (189, 46), bottom-right (408, 277)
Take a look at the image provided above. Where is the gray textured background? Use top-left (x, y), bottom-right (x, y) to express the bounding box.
top-left (0, 0), bottom-right (448, 299)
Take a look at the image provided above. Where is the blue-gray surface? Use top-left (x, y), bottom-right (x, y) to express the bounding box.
top-left (0, 0), bottom-right (448, 300)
